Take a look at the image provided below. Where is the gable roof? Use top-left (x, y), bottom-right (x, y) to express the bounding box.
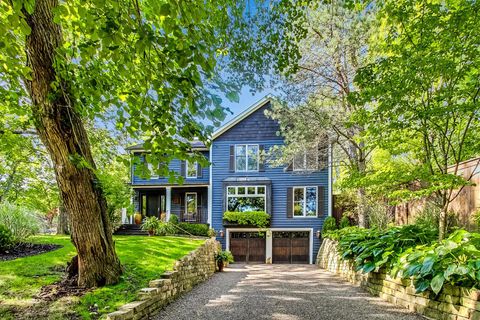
top-left (212, 94), bottom-right (274, 140)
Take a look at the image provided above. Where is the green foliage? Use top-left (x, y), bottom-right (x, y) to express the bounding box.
top-left (0, 224), bottom-right (14, 252)
top-left (414, 203), bottom-right (459, 235)
top-left (215, 250), bottom-right (234, 263)
top-left (366, 201), bottom-right (392, 231)
top-left (174, 223), bottom-right (209, 237)
top-left (207, 228), bottom-right (216, 237)
top-left (223, 211), bottom-right (270, 228)
top-left (472, 210), bottom-right (480, 230)
top-left (321, 217), bottom-right (337, 236)
top-left (168, 215), bottom-right (179, 225)
top-left (339, 216), bottom-right (351, 229)
top-left (141, 216), bottom-right (161, 232)
top-left (0, 202), bottom-right (42, 242)
top-left (328, 225), bottom-right (437, 274)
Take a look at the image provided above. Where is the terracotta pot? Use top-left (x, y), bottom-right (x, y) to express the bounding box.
top-left (217, 260), bottom-right (224, 272)
top-left (148, 229), bottom-right (155, 236)
top-left (134, 213), bottom-right (142, 225)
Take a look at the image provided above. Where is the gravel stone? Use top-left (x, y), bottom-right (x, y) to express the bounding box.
top-left (152, 264), bottom-right (425, 320)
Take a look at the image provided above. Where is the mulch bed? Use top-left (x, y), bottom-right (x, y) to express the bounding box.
top-left (0, 243), bottom-right (62, 261)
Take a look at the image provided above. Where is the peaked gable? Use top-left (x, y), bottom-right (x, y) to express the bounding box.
top-left (213, 97), bottom-right (282, 142)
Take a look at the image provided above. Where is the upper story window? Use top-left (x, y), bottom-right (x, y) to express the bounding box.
top-left (293, 149), bottom-right (318, 171)
top-left (293, 186), bottom-right (317, 217)
top-left (147, 162), bottom-right (159, 179)
top-left (186, 160), bottom-right (198, 178)
top-left (236, 144), bottom-right (259, 172)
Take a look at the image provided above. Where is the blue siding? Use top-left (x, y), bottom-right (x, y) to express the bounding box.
top-left (132, 151), bottom-right (209, 185)
top-left (211, 138), bottom-right (329, 261)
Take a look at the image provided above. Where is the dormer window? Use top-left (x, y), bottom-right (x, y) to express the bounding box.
top-left (235, 144), bottom-right (259, 172)
top-left (186, 160), bottom-right (198, 178)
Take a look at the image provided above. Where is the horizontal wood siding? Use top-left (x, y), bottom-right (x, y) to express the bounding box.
top-left (211, 139), bottom-right (329, 261)
top-left (132, 151), bottom-right (210, 185)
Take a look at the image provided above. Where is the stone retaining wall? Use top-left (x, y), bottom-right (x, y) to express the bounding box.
top-left (317, 238), bottom-right (480, 320)
top-left (107, 238), bottom-right (219, 320)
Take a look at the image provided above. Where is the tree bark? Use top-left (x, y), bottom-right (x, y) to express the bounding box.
top-left (23, 0), bottom-right (122, 287)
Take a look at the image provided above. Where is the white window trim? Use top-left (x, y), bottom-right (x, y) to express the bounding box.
top-left (292, 186), bottom-right (318, 218)
top-left (185, 192), bottom-right (197, 214)
top-left (293, 150), bottom-right (318, 172)
top-left (186, 160), bottom-right (198, 178)
top-left (226, 185), bottom-right (267, 212)
top-left (235, 144), bottom-right (260, 172)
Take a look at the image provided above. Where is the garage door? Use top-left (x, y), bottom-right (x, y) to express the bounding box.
top-left (272, 231), bottom-right (310, 264)
top-left (230, 232), bottom-right (266, 263)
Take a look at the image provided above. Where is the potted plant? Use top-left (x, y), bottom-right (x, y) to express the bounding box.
top-left (134, 212), bottom-right (142, 225)
top-left (141, 216), bottom-right (160, 236)
top-left (215, 250), bottom-right (234, 272)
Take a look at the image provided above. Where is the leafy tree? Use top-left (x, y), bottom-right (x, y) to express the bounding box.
top-left (356, 0), bottom-right (480, 240)
top-left (264, 1), bottom-right (376, 227)
top-left (0, 0), bottom-right (253, 287)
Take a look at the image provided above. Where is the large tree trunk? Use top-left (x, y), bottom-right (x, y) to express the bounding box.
top-left (23, 0), bottom-right (122, 287)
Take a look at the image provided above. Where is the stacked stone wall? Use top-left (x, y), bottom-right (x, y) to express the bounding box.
top-left (317, 238), bottom-right (480, 320)
top-left (107, 238), bottom-right (219, 320)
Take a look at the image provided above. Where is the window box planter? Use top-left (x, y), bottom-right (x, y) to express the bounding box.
top-left (222, 211), bottom-right (270, 229)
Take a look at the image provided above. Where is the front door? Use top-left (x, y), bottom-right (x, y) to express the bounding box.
top-left (140, 191), bottom-right (165, 218)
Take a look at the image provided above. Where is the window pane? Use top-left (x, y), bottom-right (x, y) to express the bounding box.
top-left (247, 145), bottom-right (259, 171)
top-left (186, 194), bottom-right (197, 214)
top-left (227, 187), bottom-right (236, 195)
top-left (227, 196), bottom-right (265, 212)
top-left (294, 188), bottom-right (304, 202)
top-left (237, 187), bottom-right (246, 195)
top-left (293, 188), bottom-right (304, 216)
top-left (187, 161), bottom-right (197, 177)
top-left (247, 187), bottom-right (256, 195)
top-left (236, 145), bottom-right (246, 156)
top-left (306, 187), bottom-right (317, 216)
top-left (257, 186), bottom-right (265, 195)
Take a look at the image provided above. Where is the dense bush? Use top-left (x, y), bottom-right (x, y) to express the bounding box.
top-left (169, 215), bottom-right (179, 225)
top-left (394, 230), bottom-right (480, 294)
top-left (0, 224), bottom-right (14, 252)
top-left (324, 224), bottom-right (437, 273)
top-left (339, 215), bottom-right (351, 229)
top-left (321, 216), bottom-right (337, 235)
top-left (174, 223), bottom-right (209, 236)
top-left (414, 203), bottom-right (459, 234)
top-left (0, 202), bottom-right (42, 242)
top-left (223, 211), bottom-right (270, 228)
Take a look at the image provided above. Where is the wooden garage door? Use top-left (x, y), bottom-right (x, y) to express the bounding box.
top-left (272, 231), bottom-right (310, 264)
top-left (230, 232), bottom-right (266, 263)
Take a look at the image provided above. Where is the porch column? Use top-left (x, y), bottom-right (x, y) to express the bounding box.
top-left (165, 187), bottom-right (172, 221)
top-left (265, 230), bottom-right (272, 264)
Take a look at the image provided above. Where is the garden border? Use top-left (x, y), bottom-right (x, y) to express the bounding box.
top-left (317, 238), bottom-right (480, 320)
top-left (107, 237), bottom-right (220, 320)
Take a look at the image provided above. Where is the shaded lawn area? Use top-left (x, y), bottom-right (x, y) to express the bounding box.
top-left (0, 235), bottom-right (205, 319)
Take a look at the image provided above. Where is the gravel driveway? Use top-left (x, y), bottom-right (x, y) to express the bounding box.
top-left (152, 264), bottom-right (424, 320)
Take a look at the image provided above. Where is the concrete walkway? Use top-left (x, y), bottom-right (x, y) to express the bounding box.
top-left (153, 264), bottom-right (424, 320)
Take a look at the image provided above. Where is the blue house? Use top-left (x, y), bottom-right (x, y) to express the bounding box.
top-left (127, 95), bottom-right (332, 264)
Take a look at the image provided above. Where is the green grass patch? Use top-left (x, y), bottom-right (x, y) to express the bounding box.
top-left (0, 235), bottom-right (204, 319)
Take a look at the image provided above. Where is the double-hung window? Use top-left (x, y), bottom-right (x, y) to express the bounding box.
top-left (186, 160), bottom-right (197, 178)
top-left (235, 144), bottom-right (259, 172)
top-left (293, 186), bottom-right (317, 217)
top-left (293, 149), bottom-right (318, 171)
top-left (226, 185), bottom-right (266, 212)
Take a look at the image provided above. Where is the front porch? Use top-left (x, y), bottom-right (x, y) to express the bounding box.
top-left (132, 186), bottom-right (209, 225)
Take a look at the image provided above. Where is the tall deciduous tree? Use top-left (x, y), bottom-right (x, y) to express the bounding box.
top-left (265, 1), bottom-right (376, 227)
top-left (356, 0), bottom-right (480, 240)
top-left (0, 0), bottom-right (250, 287)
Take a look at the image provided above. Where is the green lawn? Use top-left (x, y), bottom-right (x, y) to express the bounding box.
top-left (0, 235), bottom-right (205, 319)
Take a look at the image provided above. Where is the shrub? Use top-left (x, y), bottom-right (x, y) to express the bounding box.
top-left (223, 211), bottom-right (270, 228)
top-left (169, 215), bottom-right (179, 225)
top-left (174, 223), bottom-right (209, 237)
top-left (215, 250), bottom-right (234, 263)
top-left (207, 228), bottom-right (216, 237)
top-left (321, 216), bottom-right (337, 236)
top-left (0, 202), bottom-right (42, 242)
top-left (393, 230), bottom-right (480, 294)
top-left (339, 215), bottom-right (351, 229)
top-left (0, 224), bottom-right (14, 252)
top-left (141, 216), bottom-right (161, 232)
top-left (366, 201), bottom-right (392, 230)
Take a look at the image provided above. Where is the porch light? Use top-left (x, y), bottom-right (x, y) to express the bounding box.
top-left (219, 230), bottom-right (224, 238)
top-left (316, 230), bottom-right (321, 238)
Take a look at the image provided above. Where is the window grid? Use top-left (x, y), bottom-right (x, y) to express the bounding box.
top-left (292, 186), bottom-right (318, 217)
top-left (235, 144), bottom-right (259, 172)
top-left (186, 160), bottom-right (197, 178)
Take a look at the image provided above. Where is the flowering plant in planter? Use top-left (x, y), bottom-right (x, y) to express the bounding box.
top-left (215, 250), bottom-right (234, 272)
top-left (141, 216), bottom-right (161, 236)
top-left (223, 211), bottom-right (270, 228)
